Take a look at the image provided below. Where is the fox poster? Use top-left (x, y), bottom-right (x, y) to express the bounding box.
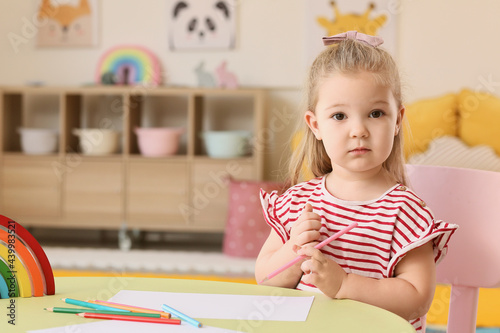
top-left (36, 0), bottom-right (99, 47)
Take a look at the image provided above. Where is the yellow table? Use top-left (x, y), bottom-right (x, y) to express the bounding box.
top-left (0, 276), bottom-right (415, 332)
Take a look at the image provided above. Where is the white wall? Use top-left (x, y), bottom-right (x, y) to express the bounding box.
top-left (2, 0), bottom-right (500, 179)
top-left (0, 0), bottom-right (305, 87)
top-left (398, 0), bottom-right (500, 101)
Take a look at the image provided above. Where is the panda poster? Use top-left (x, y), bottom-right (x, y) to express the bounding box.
top-left (36, 0), bottom-right (99, 47)
top-left (167, 0), bottom-right (236, 50)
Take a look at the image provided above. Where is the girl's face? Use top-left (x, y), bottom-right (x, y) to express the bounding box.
top-left (305, 71), bottom-right (404, 178)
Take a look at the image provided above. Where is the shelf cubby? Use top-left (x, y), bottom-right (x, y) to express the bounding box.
top-left (0, 86), bottom-right (266, 233)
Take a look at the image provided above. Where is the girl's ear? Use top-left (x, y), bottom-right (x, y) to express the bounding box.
top-left (395, 106), bottom-right (405, 136)
top-left (305, 110), bottom-right (322, 140)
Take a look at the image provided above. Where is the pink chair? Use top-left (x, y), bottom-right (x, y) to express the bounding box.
top-left (406, 164), bottom-right (500, 333)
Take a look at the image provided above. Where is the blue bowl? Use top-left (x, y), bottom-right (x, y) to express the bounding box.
top-left (201, 131), bottom-right (252, 158)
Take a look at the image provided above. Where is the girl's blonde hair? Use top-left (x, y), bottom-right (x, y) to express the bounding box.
top-left (289, 39), bottom-right (407, 186)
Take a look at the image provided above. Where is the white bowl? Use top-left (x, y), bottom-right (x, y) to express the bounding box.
top-left (201, 131), bottom-right (251, 158)
top-left (72, 129), bottom-right (120, 155)
top-left (18, 128), bottom-right (58, 155)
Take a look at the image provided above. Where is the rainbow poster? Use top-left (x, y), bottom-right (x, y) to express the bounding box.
top-left (0, 215), bottom-right (55, 298)
top-left (95, 45), bottom-right (162, 86)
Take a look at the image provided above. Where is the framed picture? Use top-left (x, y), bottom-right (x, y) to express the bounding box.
top-left (36, 0), bottom-right (99, 47)
top-left (305, 0), bottom-right (397, 65)
top-left (167, 0), bottom-right (237, 51)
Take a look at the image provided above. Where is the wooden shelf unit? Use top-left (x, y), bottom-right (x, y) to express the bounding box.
top-left (0, 86), bottom-right (266, 233)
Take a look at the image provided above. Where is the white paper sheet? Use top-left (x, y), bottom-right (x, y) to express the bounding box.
top-left (108, 290), bottom-right (314, 322)
top-left (28, 291), bottom-right (314, 333)
top-left (28, 320), bottom-right (240, 333)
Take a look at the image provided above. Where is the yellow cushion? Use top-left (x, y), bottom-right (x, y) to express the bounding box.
top-left (458, 89), bottom-right (500, 156)
top-left (427, 285), bottom-right (500, 327)
top-left (403, 93), bottom-right (458, 159)
top-left (291, 130), bottom-right (314, 181)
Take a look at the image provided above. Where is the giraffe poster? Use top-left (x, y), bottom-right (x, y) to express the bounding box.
top-left (305, 0), bottom-right (397, 65)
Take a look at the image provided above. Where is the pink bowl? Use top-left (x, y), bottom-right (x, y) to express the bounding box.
top-left (135, 127), bottom-right (184, 157)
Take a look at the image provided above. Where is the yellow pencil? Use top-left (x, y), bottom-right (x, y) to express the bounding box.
top-left (87, 300), bottom-right (171, 319)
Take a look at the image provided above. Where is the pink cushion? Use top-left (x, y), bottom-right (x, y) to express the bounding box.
top-left (223, 179), bottom-right (284, 258)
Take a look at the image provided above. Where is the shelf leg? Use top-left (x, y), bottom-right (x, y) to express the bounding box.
top-left (118, 223), bottom-right (132, 251)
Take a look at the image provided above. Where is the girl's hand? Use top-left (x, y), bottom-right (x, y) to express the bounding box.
top-left (255, 203), bottom-right (321, 288)
top-left (297, 246), bottom-right (347, 299)
top-left (288, 203), bottom-right (322, 249)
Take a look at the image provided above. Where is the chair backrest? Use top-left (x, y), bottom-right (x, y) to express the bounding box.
top-left (406, 164), bottom-right (500, 333)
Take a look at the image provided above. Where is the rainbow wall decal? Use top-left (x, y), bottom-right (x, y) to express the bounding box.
top-left (0, 215), bottom-right (55, 298)
top-left (95, 45), bottom-right (162, 86)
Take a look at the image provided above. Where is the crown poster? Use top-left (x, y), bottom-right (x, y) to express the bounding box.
top-left (305, 0), bottom-right (398, 65)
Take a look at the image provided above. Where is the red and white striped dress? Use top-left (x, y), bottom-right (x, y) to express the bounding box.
top-left (260, 176), bottom-right (458, 332)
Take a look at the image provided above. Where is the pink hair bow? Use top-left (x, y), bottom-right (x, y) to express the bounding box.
top-left (322, 31), bottom-right (384, 47)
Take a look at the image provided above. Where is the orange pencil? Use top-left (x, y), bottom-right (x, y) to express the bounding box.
top-left (88, 300), bottom-right (171, 319)
top-left (77, 312), bottom-right (181, 325)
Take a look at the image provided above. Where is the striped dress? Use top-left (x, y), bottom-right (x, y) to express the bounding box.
top-left (260, 175), bottom-right (458, 332)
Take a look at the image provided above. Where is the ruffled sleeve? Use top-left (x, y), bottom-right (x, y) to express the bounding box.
top-left (387, 200), bottom-right (459, 277)
top-left (260, 189), bottom-right (289, 244)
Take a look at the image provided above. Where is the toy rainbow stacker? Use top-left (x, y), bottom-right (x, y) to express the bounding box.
top-left (95, 45), bottom-right (161, 86)
top-left (0, 215), bottom-right (55, 298)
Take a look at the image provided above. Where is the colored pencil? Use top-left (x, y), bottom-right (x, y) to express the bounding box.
top-left (45, 307), bottom-right (161, 317)
top-left (259, 222), bottom-right (358, 283)
top-left (76, 312), bottom-right (181, 325)
top-left (61, 298), bottom-right (130, 312)
top-left (89, 300), bottom-right (171, 319)
top-left (162, 304), bottom-right (202, 328)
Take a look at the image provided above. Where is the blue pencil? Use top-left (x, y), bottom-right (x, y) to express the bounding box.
top-left (161, 304), bottom-right (202, 328)
top-left (61, 298), bottom-right (130, 313)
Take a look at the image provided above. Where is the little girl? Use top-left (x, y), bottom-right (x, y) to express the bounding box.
top-left (255, 31), bottom-right (458, 332)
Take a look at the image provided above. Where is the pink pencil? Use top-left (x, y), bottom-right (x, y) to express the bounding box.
top-left (259, 222), bottom-right (358, 284)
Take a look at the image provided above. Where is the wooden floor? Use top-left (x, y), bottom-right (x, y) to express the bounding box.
top-left (53, 269), bottom-right (257, 284)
